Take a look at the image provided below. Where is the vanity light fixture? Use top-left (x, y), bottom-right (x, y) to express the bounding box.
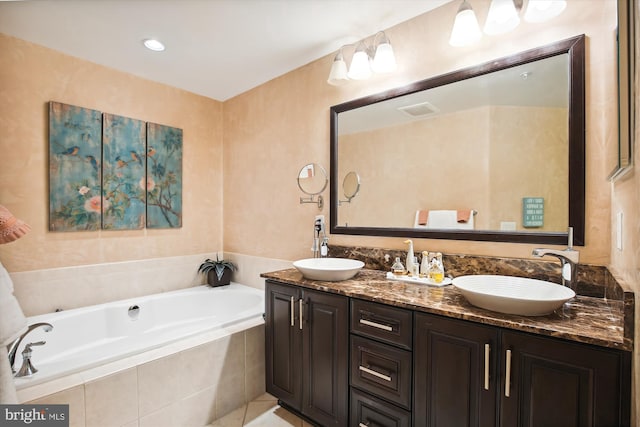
top-left (449, 0), bottom-right (482, 47)
top-left (348, 42), bottom-right (373, 80)
top-left (450, 0), bottom-right (567, 46)
top-left (327, 49), bottom-right (350, 86)
top-left (484, 0), bottom-right (521, 35)
top-left (143, 38), bottom-right (165, 52)
top-left (327, 31), bottom-right (396, 86)
top-left (524, 0), bottom-right (567, 23)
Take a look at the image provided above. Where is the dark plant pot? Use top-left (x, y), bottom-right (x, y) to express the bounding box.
top-left (207, 268), bottom-right (232, 287)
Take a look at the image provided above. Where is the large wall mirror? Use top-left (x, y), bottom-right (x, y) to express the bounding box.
top-left (330, 35), bottom-right (585, 245)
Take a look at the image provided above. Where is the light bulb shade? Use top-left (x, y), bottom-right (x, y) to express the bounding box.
top-left (449, 1), bottom-right (482, 47)
top-left (524, 0), bottom-right (567, 23)
top-left (484, 0), bottom-right (520, 35)
top-left (348, 48), bottom-right (372, 80)
top-left (372, 42), bottom-right (397, 73)
top-left (327, 55), bottom-right (349, 86)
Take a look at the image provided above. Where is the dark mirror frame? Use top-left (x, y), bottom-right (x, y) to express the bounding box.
top-left (330, 35), bottom-right (585, 245)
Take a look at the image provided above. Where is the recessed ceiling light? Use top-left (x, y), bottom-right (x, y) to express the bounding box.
top-left (143, 39), bottom-right (165, 52)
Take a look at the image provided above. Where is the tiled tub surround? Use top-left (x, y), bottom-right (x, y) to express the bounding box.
top-left (264, 248), bottom-right (633, 352)
top-left (20, 323), bottom-right (266, 427)
top-left (329, 245), bottom-right (635, 347)
top-left (15, 283), bottom-right (264, 426)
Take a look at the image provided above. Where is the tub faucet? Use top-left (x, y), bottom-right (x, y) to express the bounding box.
top-left (15, 341), bottom-right (46, 378)
top-left (6, 322), bottom-right (53, 374)
top-left (532, 227), bottom-right (580, 291)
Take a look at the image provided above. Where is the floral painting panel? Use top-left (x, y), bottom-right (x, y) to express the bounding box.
top-left (146, 123), bottom-right (183, 228)
top-left (102, 114), bottom-right (146, 229)
top-left (49, 102), bottom-right (103, 231)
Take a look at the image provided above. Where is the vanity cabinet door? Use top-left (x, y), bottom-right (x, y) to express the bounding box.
top-left (414, 313), bottom-right (499, 427)
top-left (301, 289), bottom-right (349, 426)
top-left (265, 281), bottom-right (349, 426)
top-left (499, 330), bottom-right (631, 427)
top-left (265, 281), bottom-right (302, 411)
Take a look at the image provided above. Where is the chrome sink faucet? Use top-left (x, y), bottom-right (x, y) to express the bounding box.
top-left (312, 215), bottom-right (328, 258)
top-left (6, 322), bottom-right (53, 374)
top-left (532, 227), bottom-right (580, 291)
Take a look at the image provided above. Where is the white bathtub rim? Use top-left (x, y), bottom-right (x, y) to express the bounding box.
top-left (16, 282), bottom-right (265, 402)
top-left (17, 315), bottom-right (264, 403)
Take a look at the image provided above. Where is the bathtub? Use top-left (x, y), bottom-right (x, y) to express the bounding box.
top-left (13, 283), bottom-right (265, 394)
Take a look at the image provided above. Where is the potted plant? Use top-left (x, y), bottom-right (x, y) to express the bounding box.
top-left (198, 256), bottom-right (237, 287)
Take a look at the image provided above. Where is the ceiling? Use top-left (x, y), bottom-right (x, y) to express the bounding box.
top-left (0, 0), bottom-right (451, 101)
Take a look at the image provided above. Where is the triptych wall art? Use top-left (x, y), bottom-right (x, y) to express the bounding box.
top-left (49, 102), bottom-right (183, 231)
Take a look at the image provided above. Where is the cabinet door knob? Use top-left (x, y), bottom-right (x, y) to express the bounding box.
top-left (505, 349), bottom-right (512, 397)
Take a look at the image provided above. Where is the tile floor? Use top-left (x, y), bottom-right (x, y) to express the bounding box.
top-left (207, 393), bottom-right (315, 427)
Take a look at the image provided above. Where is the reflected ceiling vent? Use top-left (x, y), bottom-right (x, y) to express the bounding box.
top-left (397, 101), bottom-right (440, 118)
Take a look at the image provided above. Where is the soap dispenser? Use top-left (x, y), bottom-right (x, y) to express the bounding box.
top-left (430, 252), bottom-right (445, 283)
top-left (420, 251), bottom-right (430, 278)
top-left (391, 257), bottom-right (406, 275)
top-left (404, 239), bottom-right (415, 276)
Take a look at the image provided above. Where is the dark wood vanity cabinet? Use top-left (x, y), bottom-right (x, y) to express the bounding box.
top-left (264, 280), bottom-right (349, 426)
top-left (500, 330), bottom-right (630, 427)
top-left (414, 313), bottom-right (499, 427)
top-left (265, 280), bottom-right (630, 427)
top-left (414, 313), bottom-right (631, 427)
top-left (350, 299), bottom-right (414, 427)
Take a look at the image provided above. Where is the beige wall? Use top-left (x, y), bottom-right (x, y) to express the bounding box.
top-left (224, 0), bottom-right (616, 264)
top-left (0, 33), bottom-right (224, 273)
top-left (609, 1), bottom-right (640, 424)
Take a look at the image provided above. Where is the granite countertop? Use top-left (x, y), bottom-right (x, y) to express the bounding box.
top-left (261, 268), bottom-right (632, 352)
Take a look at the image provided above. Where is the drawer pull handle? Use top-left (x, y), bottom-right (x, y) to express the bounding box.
top-left (290, 296), bottom-right (294, 327)
top-left (359, 318), bottom-right (393, 331)
top-left (359, 365), bottom-right (392, 382)
top-left (299, 299), bottom-right (303, 330)
top-left (484, 343), bottom-right (490, 391)
top-left (505, 349), bottom-right (512, 397)
top-left (359, 424), bottom-right (369, 427)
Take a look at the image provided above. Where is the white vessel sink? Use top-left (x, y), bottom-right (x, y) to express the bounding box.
top-left (452, 275), bottom-right (575, 316)
top-left (293, 258), bottom-right (364, 281)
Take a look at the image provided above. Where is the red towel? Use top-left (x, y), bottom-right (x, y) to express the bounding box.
top-left (457, 210), bottom-right (472, 223)
top-left (418, 210), bottom-right (429, 225)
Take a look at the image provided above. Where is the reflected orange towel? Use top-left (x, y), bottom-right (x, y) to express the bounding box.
top-left (418, 210), bottom-right (429, 225)
top-left (457, 210), bottom-right (472, 223)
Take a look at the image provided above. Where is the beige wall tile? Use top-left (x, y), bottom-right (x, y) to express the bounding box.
top-left (85, 368), bottom-right (137, 427)
top-left (137, 353), bottom-right (182, 416)
top-left (215, 332), bottom-right (246, 418)
top-left (178, 341), bottom-right (219, 397)
top-left (245, 325), bottom-right (266, 402)
top-left (28, 385), bottom-right (86, 427)
top-left (175, 386), bottom-right (217, 427)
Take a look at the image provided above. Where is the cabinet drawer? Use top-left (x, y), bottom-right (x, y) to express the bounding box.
top-left (351, 387), bottom-right (411, 427)
top-left (351, 335), bottom-right (412, 409)
top-left (351, 299), bottom-right (413, 349)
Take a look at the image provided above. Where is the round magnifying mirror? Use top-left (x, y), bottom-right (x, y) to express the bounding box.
top-left (297, 163), bottom-right (328, 195)
top-left (343, 171), bottom-right (361, 201)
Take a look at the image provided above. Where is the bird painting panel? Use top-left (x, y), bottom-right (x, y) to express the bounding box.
top-left (146, 122), bottom-right (183, 228)
top-left (48, 102), bottom-right (102, 231)
top-left (102, 113), bottom-right (146, 229)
